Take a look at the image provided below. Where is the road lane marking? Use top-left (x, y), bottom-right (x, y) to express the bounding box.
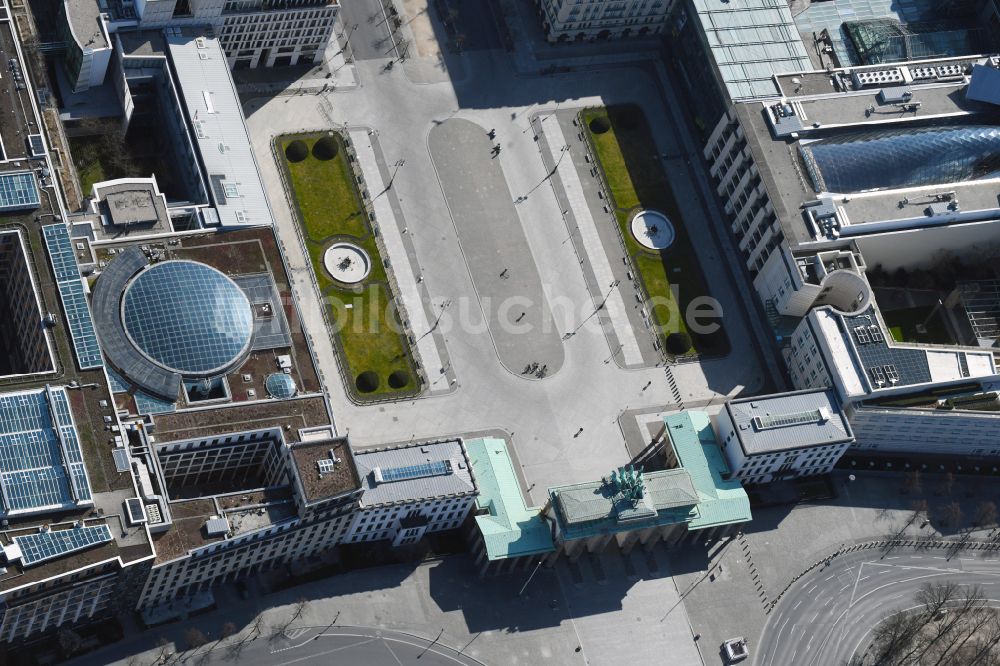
top-left (850, 563), bottom-right (865, 607)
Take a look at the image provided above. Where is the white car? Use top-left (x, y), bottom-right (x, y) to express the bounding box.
top-left (722, 637), bottom-right (749, 663)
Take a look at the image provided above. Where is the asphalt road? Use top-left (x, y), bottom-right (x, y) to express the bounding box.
top-left (756, 546), bottom-right (1000, 666)
top-left (182, 625), bottom-right (483, 665)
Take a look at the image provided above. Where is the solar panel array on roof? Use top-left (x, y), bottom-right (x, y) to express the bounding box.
top-left (14, 524), bottom-right (112, 566)
top-left (112, 447), bottom-right (131, 473)
top-left (378, 460), bottom-right (452, 483)
top-left (42, 224), bottom-right (103, 370)
top-left (0, 387), bottom-right (93, 516)
top-left (0, 171), bottom-right (40, 211)
top-left (27, 134), bottom-right (45, 158)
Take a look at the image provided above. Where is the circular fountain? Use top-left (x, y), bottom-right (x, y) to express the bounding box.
top-left (630, 209), bottom-right (676, 251)
top-left (323, 242), bottom-right (371, 284)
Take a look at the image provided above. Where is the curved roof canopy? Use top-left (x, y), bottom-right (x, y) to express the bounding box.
top-left (801, 125), bottom-right (1000, 193)
top-left (122, 261), bottom-right (254, 376)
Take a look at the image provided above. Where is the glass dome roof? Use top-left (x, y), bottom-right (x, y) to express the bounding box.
top-left (800, 125), bottom-right (1000, 193)
top-left (265, 373), bottom-right (297, 399)
top-left (122, 261), bottom-right (254, 375)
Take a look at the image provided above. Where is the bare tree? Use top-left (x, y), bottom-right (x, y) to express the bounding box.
top-left (279, 597), bottom-right (311, 633)
top-left (220, 622), bottom-right (237, 640)
top-left (57, 628), bottom-right (83, 657)
top-left (153, 637), bottom-right (173, 665)
top-left (903, 470), bottom-right (923, 495)
top-left (290, 597), bottom-right (310, 624)
top-left (977, 501), bottom-right (998, 528)
top-left (940, 502), bottom-right (964, 528)
top-left (901, 585), bottom-right (985, 664)
top-left (250, 615), bottom-right (266, 639)
top-left (938, 472), bottom-right (956, 497)
top-left (184, 628), bottom-right (209, 650)
top-left (912, 498), bottom-right (930, 524)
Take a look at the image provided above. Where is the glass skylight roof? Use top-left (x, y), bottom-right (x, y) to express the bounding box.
top-left (14, 524), bottom-right (113, 566)
top-left (122, 261), bottom-right (254, 375)
top-left (0, 387), bottom-right (93, 516)
top-left (0, 171), bottom-right (40, 211)
top-left (800, 125), bottom-right (1000, 193)
top-left (378, 461), bottom-right (453, 483)
top-left (265, 373), bottom-right (297, 399)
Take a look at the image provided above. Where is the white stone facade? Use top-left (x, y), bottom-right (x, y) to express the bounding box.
top-left (537, 0), bottom-right (672, 42)
top-left (343, 495), bottom-right (475, 546)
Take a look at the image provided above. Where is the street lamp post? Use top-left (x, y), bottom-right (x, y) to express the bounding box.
top-left (519, 560), bottom-right (543, 596)
top-left (417, 628), bottom-right (444, 659)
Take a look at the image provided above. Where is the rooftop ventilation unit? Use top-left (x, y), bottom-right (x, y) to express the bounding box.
top-left (205, 516), bottom-right (229, 537)
top-left (854, 68), bottom-right (904, 88)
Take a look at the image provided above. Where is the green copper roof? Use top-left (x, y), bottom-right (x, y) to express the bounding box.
top-left (467, 438), bottom-right (555, 561)
top-left (665, 412), bottom-right (752, 530)
top-left (550, 468), bottom-right (700, 540)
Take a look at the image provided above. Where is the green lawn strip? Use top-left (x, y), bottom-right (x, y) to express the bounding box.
top-left (883, 305), bottom-right (951, 344)
top-left (584, 106), bottom-right (725, 356)
top-left (283, 138), bottom-right (369, 240)
top-left (69, 136), bottom-right (108, 194)
top-left (280, 133), bottom-right (418, 397)
top-left (329, 284), bottom-right (416, 394)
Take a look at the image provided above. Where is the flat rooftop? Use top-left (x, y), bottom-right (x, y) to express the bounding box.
top-left (117, 30), bottom-right (167, 57)
top-left (90, 180), bottom-right (171, 236)
top-left (164, 30), bottom-right (272, 228)
top-left (1, 513), bottom-right (152, 591)
top-left (551, 468), bottom-right (699, 541)
top-left (737, 57), bottom-right (1000, 246)
top-left (151, 396), bottom-right (331, 443)
top-left (290, 437), bottom-right (361, 503)
top-left (353, 439), bottom-right (476, 507)
top-left (809, 306), bottom-right (998, 399)
top-left (0, 1), bottom-right (154, 597)
top-left (151, 487), bottom-right (297, 563)
top-left (723, 389), bottom-right (854, 455)
top-left (467, 438), bottom-right (553, 561)
top-left (85, 227), bottom-right (323, 420)
top-left (65, 0), bottom-right (110, 51)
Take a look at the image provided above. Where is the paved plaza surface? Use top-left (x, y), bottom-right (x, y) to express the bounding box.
top-left (73, 549), bottom-right (701, 666)
top-left (238, 5), bottom-right (784, 664)
top-left (245, 51), bottom-right (776, 498)
top-left (429, 117), bottom-right (566, 377)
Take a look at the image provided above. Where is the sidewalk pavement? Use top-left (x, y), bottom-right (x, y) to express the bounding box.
top-left (539, 112), bottom-right (644, 366)
top-left (350, 129), bottom-right (452, 392)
